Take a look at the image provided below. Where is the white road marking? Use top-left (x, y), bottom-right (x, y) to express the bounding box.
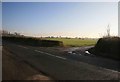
top-left (72, 53), bottom-right (76, 54)
top-left (18, 45), bottom-right (67, 60)
top-left (34, 50), bottom-right (66, 60)
top-left (43, 52), bottom-right (55, 57)
top-left (34, 50), bottom-right (44, 53)
top-left (55, 56), bottom-right (66, 60)
top-left (85, 51), bottom-right (90, 54)
top-left (99, 67), bottom-right (119, 73)
top-left (18, 45), bottom-right (28, 49)
top-left (68, 51), bottom-right (72, 54)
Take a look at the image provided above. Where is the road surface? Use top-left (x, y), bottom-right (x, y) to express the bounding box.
top-left (0, 36), bottom-right (2, 81)
top-left (3, 41), bottom-right (120, 80)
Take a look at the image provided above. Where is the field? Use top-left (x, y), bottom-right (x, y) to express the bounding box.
top-left (2, 36), bottom-right (97, 47)
top-left (45, 38), bottom-right (98, 47)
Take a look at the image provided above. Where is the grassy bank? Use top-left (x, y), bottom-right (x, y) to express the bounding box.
top-left (45, 38), bottom-right (97, 47)
top-left (88, 36), bottom-right (120, 60)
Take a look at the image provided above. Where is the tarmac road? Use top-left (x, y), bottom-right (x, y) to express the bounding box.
top-left (3, 41), bottom-right (120, 80)
top-left (0, 38), bottom-right (2, 81)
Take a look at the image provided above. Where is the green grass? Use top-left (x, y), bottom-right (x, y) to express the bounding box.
top-left (45, 38), bottom-right (98, 47)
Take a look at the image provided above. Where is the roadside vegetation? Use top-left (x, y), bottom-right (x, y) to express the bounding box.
top-left (2, 30), bottom-right (119, 60)
top-left (88, 36), bottom-right (120, 60)
top-left (88, 26), bottom-right (120, 60)
top-left (2, 35), bottom-right (97, 47)
top-left (2, 36), bottom-right (63, 47)
top-left (2, 30), bottom-right (97, 47)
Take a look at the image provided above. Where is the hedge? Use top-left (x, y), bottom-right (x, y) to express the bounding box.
top-left (88, 37), bottom-right (120, 60)
top-left (2, 36), bottom-right (63, 47)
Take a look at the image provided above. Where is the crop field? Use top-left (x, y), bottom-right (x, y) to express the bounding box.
top-left (45, 38), bottom-right (98, 47)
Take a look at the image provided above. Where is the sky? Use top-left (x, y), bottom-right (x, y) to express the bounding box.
top-left (2, 0), bottom-right (119, 2)
top-left (118, 2), bottom-right (120, 37)
top-left (0, 2), bottom-right (1, 31)
top-left (2, 2), bottom-right (118, 38)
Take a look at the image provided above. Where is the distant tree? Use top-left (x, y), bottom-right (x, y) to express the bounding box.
top-left (59, 36), bottom-right (61, 38)
top-left (75, 37), bottom-right (78, 39)
top-left (2, 30), bottom-right (9, 35)
top-left (14, 32), bottom-right (20, 36)
top-left (79, 38), bottom-right (81, 39)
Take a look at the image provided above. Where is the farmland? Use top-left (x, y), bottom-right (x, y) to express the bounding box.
top-left (45, 38), bottom-right (98, 47)
top-left (2, 36), bottom-right (97, 47)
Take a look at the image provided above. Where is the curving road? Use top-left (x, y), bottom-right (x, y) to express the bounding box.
top-left (3, 41), bottom-right (120, 80)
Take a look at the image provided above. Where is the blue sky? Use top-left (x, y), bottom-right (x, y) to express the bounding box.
top-left (2, 2), bottom-right (118, 38)
top-left (0, 2), bottom-right (1, 31)
top-left (2, 0), bottom-right (119, 2)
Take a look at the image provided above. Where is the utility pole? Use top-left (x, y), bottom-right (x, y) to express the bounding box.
top-left (107, 24), bottom-right (110, 37)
